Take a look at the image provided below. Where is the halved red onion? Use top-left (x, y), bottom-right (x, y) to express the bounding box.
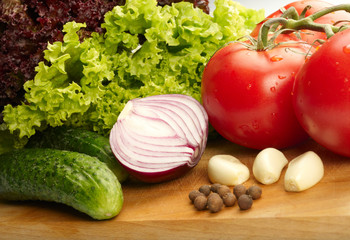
top-left (109, 94), bottom-right (209, 183)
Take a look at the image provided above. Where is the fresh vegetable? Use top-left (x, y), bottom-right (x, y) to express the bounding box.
top-left (2, 0), bottom-right (264, 143)
top-left (0, 0), bottom-right (210, 110)
top-left (0, 148), bottom-right (123, 220)
top-left (292, 28), bottom-right (350, 157)
top-left (207, 155), bottom-right (250, 186)
top-left (201, 39), bottom-right (311, 150)
top-left (0, 0), bottom-right (125, 109)
top-left (158, 0), bottom-right (210, 13)
top-left (253, 148), bottom-right (288, 185)
top-left (203, 2), bottom-right (350, 150)
top-left (284, 151), bottom-right (324, 192)
top-left (250, 0), bottom-right (350, 44)
top-left (26, 126), bottom-right (129, 182)
top-left (109, 94), bottom-right (208, 183)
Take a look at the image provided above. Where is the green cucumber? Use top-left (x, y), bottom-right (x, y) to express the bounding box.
top-left (27, 127), bottom-right (128, 182)
top-left (0, 148), bottom-right (123, 220)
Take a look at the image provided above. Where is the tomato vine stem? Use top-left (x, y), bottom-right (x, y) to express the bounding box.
top-left (257, 4), bottom-right (350, 51)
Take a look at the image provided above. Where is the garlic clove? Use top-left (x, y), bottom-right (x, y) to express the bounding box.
top-left (253, 148), bottom-right (288, 185)
top-left (208, 155), bottom-right (249, 186)
top-left (284, 151), bottom-right (324, 192)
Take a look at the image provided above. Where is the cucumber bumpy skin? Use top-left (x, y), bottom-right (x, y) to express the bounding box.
top-left (0, 148), bottom-right (123, 220)
top-left (26, 127), bottom-right (129, 182)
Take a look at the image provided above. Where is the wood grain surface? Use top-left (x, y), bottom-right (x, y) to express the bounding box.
top-left (1, 137), bottom-right (350, 240)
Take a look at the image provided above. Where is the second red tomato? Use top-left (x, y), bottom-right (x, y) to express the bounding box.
top-left (293, 28), bottom-right (350, 157)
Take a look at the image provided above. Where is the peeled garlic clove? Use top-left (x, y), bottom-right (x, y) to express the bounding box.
top-left (208, 155), bottom-right (249, 186)
top-left (253, 148), bottom-right (288, 185)
top-left (284, 151), bottom-right (324, 192)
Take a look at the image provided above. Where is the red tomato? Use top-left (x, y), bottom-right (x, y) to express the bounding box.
top-left (251, 0), bottom-right (350, 44)
top-left (292, 28), bottom-right (350, 157)
top-left (201, 42), bottom-right (311, 150)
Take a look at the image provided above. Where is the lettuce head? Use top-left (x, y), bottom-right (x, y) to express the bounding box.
top-left (3, 0), bottom-right (264, 140)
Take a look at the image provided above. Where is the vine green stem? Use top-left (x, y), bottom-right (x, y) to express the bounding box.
top-left (257, 4), bottom-right (350, 51)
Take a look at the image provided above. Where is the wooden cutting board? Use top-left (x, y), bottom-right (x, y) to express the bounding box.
top-left (1, 137), bottom-right (350, 239)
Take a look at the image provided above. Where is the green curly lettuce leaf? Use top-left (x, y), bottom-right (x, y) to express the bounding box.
top-left (3, 0), bottom-right (264, 139)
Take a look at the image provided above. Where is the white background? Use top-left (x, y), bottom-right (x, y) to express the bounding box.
top-left (209, 0), bottom-right (350, 16)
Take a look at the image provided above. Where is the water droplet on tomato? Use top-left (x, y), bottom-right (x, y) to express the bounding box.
top-left (252, 120), bottom-right (259, 130)
top-left (270, 55), bottom-right (283, 62)
top-left (343, 44), bottom-right (350, 54)
top-left (247, 84), bottom-right (252, 90)
top-left (239, 125), bottom-right (250, 133)
top-left (345, 78), bottom-right (349, 83)
top-left (278, 75), bottom-right (286, 80)
top-left (270, 87), bottom-right (276, 92)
